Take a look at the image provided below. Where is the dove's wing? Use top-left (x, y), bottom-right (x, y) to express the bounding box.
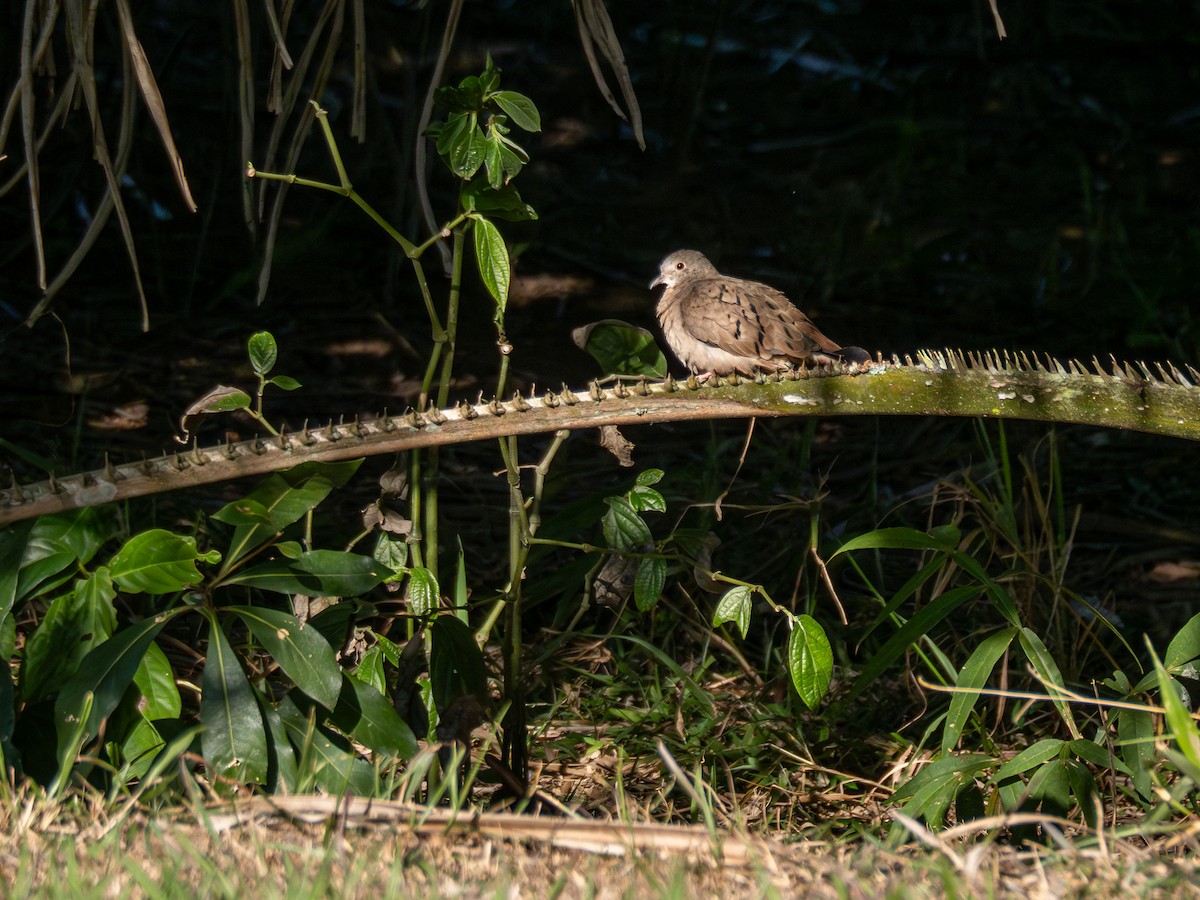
top-left (676, 275), bottom-right (841, 362)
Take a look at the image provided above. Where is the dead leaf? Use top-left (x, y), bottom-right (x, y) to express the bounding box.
top-left (599, 425), bottom-right (635, 467)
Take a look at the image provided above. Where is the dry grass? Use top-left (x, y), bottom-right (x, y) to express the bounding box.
top-left (0, 793), bottom-right (1198, 899)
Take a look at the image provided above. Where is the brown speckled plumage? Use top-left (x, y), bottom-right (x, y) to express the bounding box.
top-left (650, 250), bottom-right (869, 375)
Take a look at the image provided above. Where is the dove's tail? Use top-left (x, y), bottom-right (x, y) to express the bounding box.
top-left (826, 346), bottom-right (872, 365)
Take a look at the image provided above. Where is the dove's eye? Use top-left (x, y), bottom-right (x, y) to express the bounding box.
top-left (675, 262), bottom-right (685, 271)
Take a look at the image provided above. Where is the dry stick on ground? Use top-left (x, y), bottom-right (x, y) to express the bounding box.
top-left (4, 349), bottom-right (1200, 526)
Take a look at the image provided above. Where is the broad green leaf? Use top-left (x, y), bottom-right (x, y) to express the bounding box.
top-left (134, 641), bottom-right (181, 720)
top-left (1117, 705), bottom-right (1155, 800)
top-left (849, 586), bottom-right (980, 700)
top-left (269, 375), bottom-right (301, 391)
top-left (571, 320), bottom-right (667, 378)
top-left (459, 181), bottom-right (537, 222)
top-left (1068, 737), bottom-right (1126, 772)
top-left (634, 557), bottom-right (666, 613)
top-left (1018, 627), bottom-right (1080, 738)
top-left (259, 693), bottom-right (299, 793)
top-left (0, 522), bottom-right (34, 622)
top-left (483, 132), bottom-right (506, 189)
top-left (1025, 758), bottom-right (1071, 815)
top-left (449, 116), bottom-right (486, 179)
top-left (636, 469), bottom-right (664, 487)
top-left (406, 567), bottom-right (439, 618)
top-left (1062, 758), bottom-right (1099, 827)
top-left (28, 506), bottom-right (119, 566)
top-left (109, 530), bottom-right (218, 594)
top-left (374, 532), bottom-right (408, 573)
top-left (629, 485), bottom-right (666, 513)
top-left (276, 696), bottom-right (375, 795)
top-left (229, 606), bottom-right (341, 710)
top-left (991, 738), bottom-right (1064, 782)
top-left (55, 611), bottom-right (178, 763)
top-left (332, 674), bottom-right (418, 759)
top-left (199, 615), bottom-right (267, 784)
top-left (353, 645), bottom-right (387, 695)
top-left (788, 615), bottom-right (833, 709)
top-left (429, 616), bottom-right (488, 714)
top-left (114, 715), bottom-right (165, 782)
top-left (1166, 612), bottom-right (1200, 669)
top-left (942, 627), bottom-right (1017, 751)
top-left (1153, 646), bottom-right (1200, 770)
top-left (22, 569), bottom-right (118, 702)
top-left (215, 460), bottom-right (363, 569)
top-left (889, 753), bottom-right (993, 829)
top-left (490, 91), bottom-right (541, 131)
top-left (713, 586), bottom-right (752, 639)
top-left (602, 496), bottom-right (651, 550)
top-left (185, 385), bottom-right (252, 414)
top-left (226, 550), bottom-right (385, 597)
top-left (247, 331), bottom-right (278, 376)
top-left (472, 215), bottom-right (510, 311)
top-left (434, 110), bottom-right (472, 156)
top-left (15, 551), bottom-right (75, 603)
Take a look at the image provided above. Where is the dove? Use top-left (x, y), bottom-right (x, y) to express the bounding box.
top-left (650, 250), bottom-right (870, 376)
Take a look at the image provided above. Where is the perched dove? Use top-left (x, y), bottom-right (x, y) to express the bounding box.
top-left (650, 250), bottom-right (870, 376)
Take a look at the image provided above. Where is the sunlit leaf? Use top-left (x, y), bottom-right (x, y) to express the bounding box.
top-left (571, 319), bottom-right (667, 378)
top-left (332, 673), bottom-right (418, 759)
top-left (490, 91), bottom-right (541, 132)
top-left (229, 605), bottom-right (341, 710)
top-left (405, 566), bottom-right (439, 618)
top-left (200, 615), bottom-right (267, 784)
top-left (247, 331), bottom-right (278, 376)
top-left (109, 530), bottom-right (219, 594)
top-left (787, 614), bottom-right (833, 709)
top-left (602, 496), bottom-right (651, 550)
top-left (713, 585), bottom-right (753, 639)
top-left (472, 215), bottom-right (510, 311)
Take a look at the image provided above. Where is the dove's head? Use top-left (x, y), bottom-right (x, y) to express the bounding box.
top-left (650, 250), bottom-right (717, 289)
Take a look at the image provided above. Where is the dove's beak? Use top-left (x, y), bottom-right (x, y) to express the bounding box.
top-left (649, 273), bottom-right (665, 289)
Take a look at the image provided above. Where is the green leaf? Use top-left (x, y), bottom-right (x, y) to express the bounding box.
top-left (634, 557), bottom-right (667, 613)
top-left (55, 612), bottom-right (177, 764)
top-left (247, 331), bottom-right (278, 376)
top-left (214, 460), bottom-right (363, 569)
top-left (269, 375), bottom-right (302, 391)
top-left (199, 615), bottom-right (267, 784)
top-left (889, 753), bottom-right (994, 829)
top-left (942, 627), bottom-right (1017, 752)
top-left (629, 485), bottom-right (666, 514)
top-left (133, 641), bottom-right (182, 720)
top-left (472, 215), bottom-right (510, 311)
top-left (1018, 627), bottom-right (1079, 738)
top-left (1117, 705), bottom-right (1155, 800)
top-left (332, 674), bottom-right (418, 759)
top-left (0, 522), bottom-right (34, 622)
top-left (788, 615), bottom-right (833, 709)
top-left (571, 319), bottom-right (668, 378)
top-left (229, 606), bottom-right (342, 710)
top-left (406, 566), bottom-right (440, 618)
top-left (276, 695), bottom-right (375, 795)
top-left (1025, 758), bottom-right (1071, 815)
top-left (21, 569), bottom-right (118, 702)
top-left (29, 507), bottom-right (118, 566)
top-left (490, 91), bottom-right (541, 132)
top-left (1166, 612), bottom-right (1200, 669)
top-left (991, 738), bottom-right (1064, 782)
top-left (109, 530), bottom-right (217, 594)
top-left (713, 586), bottom-right (752, 639)
top-left (226, 550), bottom-right (385, 597)
top-left (186, 385), bottom-right (253, 414)
top-left (450, 116), bottom-right (487, 179)
top-left (459, 181), bottom-right (537, 222)
top-left (635, 469), bottom-right (664, 487)
top-left (602, 496), bottom-right (652, 551)
top-left (831, 526), bottom-right (958, 558)
top-left (1153, 645), bottom-right (1200, 771)
top-left (374, 532), bottom-right (408, 573)
top-left (259, 694), bottom-right (299, 793)
top-left (429, 616), bottom-right (488, 713)
top-left (114, 715), bottom-right (165, 782)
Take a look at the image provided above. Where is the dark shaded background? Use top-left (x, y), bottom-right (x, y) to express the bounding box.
top-left (1, 1), bottom-right (1199, 649)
